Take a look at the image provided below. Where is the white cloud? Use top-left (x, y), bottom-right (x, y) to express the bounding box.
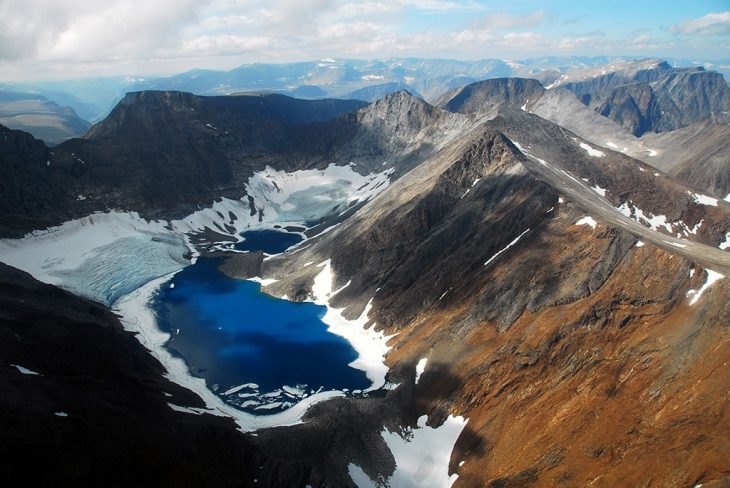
top-left (0, 0), bottom-right (728, 81)
top-left (319, 22), bottom-right (380, 40)
top-left (182, 35), bottom-right (271, 55)
top-left (0, 0), bottom-right (203, 62)
top-left (475, 10), bottom-right (548, 30)
top-left (670, 11), bottom-right (730, 36)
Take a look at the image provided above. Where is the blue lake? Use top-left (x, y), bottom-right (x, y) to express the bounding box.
top-left (154, 231), bottom-right (369, 414)
top-left (234, 229), bottom-right (304, 254)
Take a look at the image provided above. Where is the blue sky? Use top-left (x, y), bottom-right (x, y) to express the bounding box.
top-left (0, 0), bottom-right (728, 81)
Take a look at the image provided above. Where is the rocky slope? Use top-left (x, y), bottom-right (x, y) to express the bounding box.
top-left (252, 106), bottom-right (730, 486)
top-left (641, 122), bottom-right (730, 200)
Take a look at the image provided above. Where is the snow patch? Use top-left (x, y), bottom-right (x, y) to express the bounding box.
top-left (690, 192), bottom-right (719, 207)
top-left (353, 415), bottom-right (468, 488)
top-left (720, 233), bottom-right (730, 251)
top-left (13, 364), bottom-right (40, 375)
top-left (577, 141), bottom-right (605, 158)
top-left (247, 277), bottom-right (278, 286)
top-left (617, 202), bottom-right (673, 233)
top-left (687, 270), bottom-right (725, 306)
top-left (310, 260), bottom-right (395, 390)
top-left (575, 216), bottom-right (597, 229)
top-left (484, 229), bottom-right (530, 267)
top-left (415, 358), bottom-right (428, 385)
top-left (591, 185), bottom-right (607, 197)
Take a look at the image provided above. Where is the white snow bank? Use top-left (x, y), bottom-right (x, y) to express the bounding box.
top-left (690, 192), bottom-right (719, 207)
top-left (351, 415), bottom-right (468, 488)
top-left (575, 216), bottom-right (597, 229)
top-left (591, 185), bottom-right (607, 197)
top-left (687, 269), bottom-right (725, 306)
top-left (115, 274), bottom-right (345, 432)
top-left (310, 260), bottom-right (395, 390)
top-left (617, 202), bottom-right (672, 233)
top-left (484, 229), bottom-right (530, 267)
top-left (245, 164), bottom-right (394, 223)
top-left (720, 233), bottom-right (730, 251)
top-left (415, 358), bottom-right (428, 385)
top-left (13, 364), bottom-right (40, 375)
top-left (578, 141), bottom-right (605, 158)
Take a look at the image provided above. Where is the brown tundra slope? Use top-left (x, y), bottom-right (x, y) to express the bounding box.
top-left (253, 103), bottom-right (730, 487)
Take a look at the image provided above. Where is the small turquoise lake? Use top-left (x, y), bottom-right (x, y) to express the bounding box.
top-left (154, 229), bottom-right (370, 414)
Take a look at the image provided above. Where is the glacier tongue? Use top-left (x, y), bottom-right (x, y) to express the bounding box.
top-left (0, 212), bottom-right (190, 306)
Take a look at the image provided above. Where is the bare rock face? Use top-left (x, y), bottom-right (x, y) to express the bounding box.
top-left (562, 64), bottom-right (730, 135)
top-left (593, 82), bottom-right (662, 136)
top-left (652, 69), bottom-right (730, 131)
top-left (0, 92), bottom-right (368, 236)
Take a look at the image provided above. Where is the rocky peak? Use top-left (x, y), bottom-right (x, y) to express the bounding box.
top-left (359, 90), bottom-right (436, 124)
top-left (354, 90), bottom-right (447, 150)
top-left (86, 91), bottom-right (200, 139)
top-left (436, 77), bottom-right (545, 113)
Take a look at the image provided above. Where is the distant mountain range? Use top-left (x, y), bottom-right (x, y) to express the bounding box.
top-left (2, 55), bottom-right (727, 145)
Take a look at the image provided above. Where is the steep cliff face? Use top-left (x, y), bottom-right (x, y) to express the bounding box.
top-left (0, 92), bottom-right (368, 235)
top-left (0, 90), bottom-right (475, 237)
top-left (593, 82), bottom-right (662, 136)
top-left (651, 69), bottom-right (730, 131)
top-left (561, 64), bottom-right (730, 135)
